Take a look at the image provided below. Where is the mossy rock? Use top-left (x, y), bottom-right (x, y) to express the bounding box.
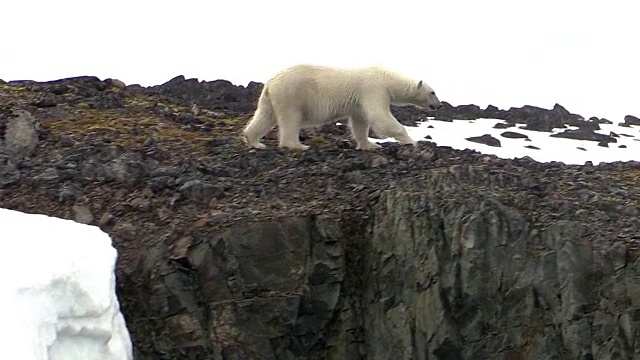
top-left (0, 84), bottom-right (27, 93)
top-left (307, 136), bottom-right (329, 145)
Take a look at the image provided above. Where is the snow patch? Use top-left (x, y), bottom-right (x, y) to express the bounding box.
top-left (372, 118), bottom-right (640, 165)
top-left (0, 208), bottom-right (133, 360)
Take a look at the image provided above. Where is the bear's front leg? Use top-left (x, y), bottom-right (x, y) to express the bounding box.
top-left (368, 111), bottom-right (417, 146)
top-left (385, 117), bottom-right (416, 145)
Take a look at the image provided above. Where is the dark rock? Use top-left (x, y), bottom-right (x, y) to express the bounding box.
top-left (430, 102), bottom-right (485, 121)
top-left (551, 128), bottom-right (617, 143)
top-left (499, 103), bottom-right (586, 132)
top-left (58, 183), bottom-right (81, 204)
top-left (466, 134), bottom-right (501, 147)
top-left (59, 135), bottom-right (78, 147)
top-left (577, 147), bottom-right (587, 151)
top-left (493, 122), bottom-right (513, 129)
top-left (524, 145), bottom-right (540, 150)
top-left (137, 75), bottom-right (262, 114)
top-left (86, 91), bottom-right (125, 109)
top-left (32, 93), bottom-right (57, 107)
top-left (368, 154), bottom-right (390, 168)
top-left (390, 105), bottom-right (431, 126)
top-left (500, 131), bottom-right (529, 139)
top-left (150, 166), bottom-right (184, 178)
top-left (483, 104), bottom-right (506, 119)
top-left (575, 119), bottom-right (601, 131)
top-left (0, 160), bottom-right (20, 187)
top-left (148, 176), bottom-right (175, 192)
top-left (598, 141), bottom-right (609, 147)
top-left (553, 103), bottom-right (589, 128)
top-left (177, 179), bottom-right (224, 203)
top-left (32, 167), bottom-right (59, 183)
top-left (589, 116), bottom-right (612, 124)
top-left (106, 152), bottom-right (149, 187)
top-left (454, 104), bottom-right (484, 119)
top-left (510, 105), bottom-right (564, 132)
top-left (50, 84), bottom-right (73, 95)
top-left (113, 221), bottom-right (138, 240)
top-left (623, 115), bottom-right (640, 126)
top-left (425, 101), bottom-right (455, 121)
top-left (41, 76), bottom-right (108, 98)
top-left (619, 145), bottom-right (628, 148)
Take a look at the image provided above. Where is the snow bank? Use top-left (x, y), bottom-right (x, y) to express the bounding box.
top-left (0, 208), bottom-right (133, 360)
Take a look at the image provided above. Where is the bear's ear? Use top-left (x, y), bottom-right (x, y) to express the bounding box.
top-left (417, 80), bottom-right (423, 89)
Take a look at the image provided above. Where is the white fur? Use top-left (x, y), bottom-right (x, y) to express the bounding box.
top-left (242, 64), bottom-right (442, 150)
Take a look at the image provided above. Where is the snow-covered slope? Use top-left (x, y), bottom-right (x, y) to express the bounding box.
top-left (0, 208), bottom-right (133, 360)
top-left (373, 117), bottom-right (640, 165)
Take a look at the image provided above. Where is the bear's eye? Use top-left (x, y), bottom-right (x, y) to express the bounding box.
top-left (430, 91), bottom-right (436, 95)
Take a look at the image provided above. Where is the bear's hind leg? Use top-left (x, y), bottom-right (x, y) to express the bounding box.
top-left (243, 106), bottom-right (277, 149)
top-left (277, 111), bottom-right (309, 151)
top-left (349, 116), bottom-right (381, 150)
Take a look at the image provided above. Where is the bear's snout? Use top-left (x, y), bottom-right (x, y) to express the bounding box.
top-left (429, 103), bottom-right (442, 110)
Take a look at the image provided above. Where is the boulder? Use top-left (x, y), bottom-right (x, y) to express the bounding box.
top-left (466, 134), bottom-right (501, 147)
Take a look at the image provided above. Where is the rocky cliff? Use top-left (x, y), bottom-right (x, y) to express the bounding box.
top-left (1, 76), bottom-right (639, 359)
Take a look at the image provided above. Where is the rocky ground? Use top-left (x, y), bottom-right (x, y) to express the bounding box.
top-left (1, 75), bottom-right (639, 359)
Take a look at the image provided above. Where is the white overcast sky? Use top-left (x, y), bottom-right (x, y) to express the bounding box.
top-left (2, 0), bottom-right (638, 120)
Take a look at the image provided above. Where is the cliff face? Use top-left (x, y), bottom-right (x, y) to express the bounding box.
top-left (1, 76), bottom-right (639, 359)
top-left (365, 169), bottom-right (640, 360)
top-left (118, 163), bottom-right (640, 360)
top-left (121, 215), bottom-right (366, 359)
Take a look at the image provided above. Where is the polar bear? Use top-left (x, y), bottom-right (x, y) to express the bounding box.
top-left (242, 64), bottom-right (442, 150)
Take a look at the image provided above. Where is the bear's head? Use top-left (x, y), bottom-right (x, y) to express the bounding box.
top-left (413, 81), bottom-right (442, 111)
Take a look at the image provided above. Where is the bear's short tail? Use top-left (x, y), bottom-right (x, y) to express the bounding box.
top-left (241, 86), bottom-right (277, 149)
